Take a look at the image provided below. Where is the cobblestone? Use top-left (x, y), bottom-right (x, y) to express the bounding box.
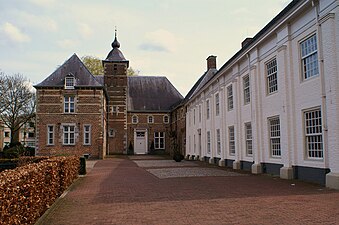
top-left (134, 159), bottom-right (198, 168)
top-left (147, 167), bottom-right (247, 179)
top-left (36, 156), bottom-right (339, 225)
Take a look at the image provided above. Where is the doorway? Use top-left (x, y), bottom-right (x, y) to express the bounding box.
top-left (134, 130), bottom-right (148, 154)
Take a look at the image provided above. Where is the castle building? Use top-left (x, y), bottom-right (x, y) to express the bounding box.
top-left (34, 34), bottom-right (183, 158)
top-left (185, 0), bottom-right (339, 189)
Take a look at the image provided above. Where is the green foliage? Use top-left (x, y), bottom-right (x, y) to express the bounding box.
top-left (81, 55), bottom-right (104, 75)
top-left (81, 55), bottom-right (139, 76)
top-left (127, 141), bottom-right (134, 155)
top-left (2, 143), bottom-right (35, 159)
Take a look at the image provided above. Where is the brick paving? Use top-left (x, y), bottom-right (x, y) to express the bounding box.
top-left (36, 156), bottom-right (339, 225)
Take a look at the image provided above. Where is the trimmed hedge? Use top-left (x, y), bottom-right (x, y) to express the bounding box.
top-left (0, 156), bottom-right (80, 225)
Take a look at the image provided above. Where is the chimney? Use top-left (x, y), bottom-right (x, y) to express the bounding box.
top-left (206, 55), bottom-right (217, 70)
top-left (241, 37), bottom-right (253, 48)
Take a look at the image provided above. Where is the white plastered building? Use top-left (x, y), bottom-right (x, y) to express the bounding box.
top-left (185, 0), bottom-right (339, 189)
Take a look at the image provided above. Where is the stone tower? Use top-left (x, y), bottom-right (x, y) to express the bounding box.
top-left (103, 31), bottom-right (129, 154)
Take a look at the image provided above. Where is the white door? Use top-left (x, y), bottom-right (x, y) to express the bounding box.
top-left (134, 131), bottom-right (147, 154)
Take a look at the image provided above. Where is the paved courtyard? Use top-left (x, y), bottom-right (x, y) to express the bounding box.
top-left (36, 156), bottom-right (339, 225)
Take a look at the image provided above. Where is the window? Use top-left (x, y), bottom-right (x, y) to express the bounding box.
top-left (301, 34), bottom-right (319, 80)
top-left (199, 105), bottom-right (202, 122)
top-left (163, 115), bottom-right (169, 124)
top-left (229, 126), bottom-right (235, 155)
top-left (243, 75), bottom-right (250, 104)
top-left (148, 115), bottom-right (154, 124)
top-left (245, 123), bottom-right (252, 156)
top-left (207, 131), bottom-right (211, 154)
top-left (65, 76), bottom-right (75, 89)
top-left (64, 96), bottom-right (75, 113)
top-left (4, 132), bottom-right (10, 138)
top-left (304, 108), bottom-right (323, 159)
top-left (216, 129), bottom-right (221, 155)
top-left (206, 100), bottom-right (210, 119)
top-left (266, 58), bottom-right (278, 94)
top-left (215, 93), bottom-right (220, 116)
top-left (83, 125), bottom-right (91, 145)
top-left (227, 85), bottom-right (233, 111)
top-left (193, 109), bottom-right (196, 125)
top-left (154, 132), bottom-right (165, 149)
top-left (63, 125), bottom-right (75, 145)
top-left (132, 115), bottom-right (138, 124)
top-left (109, 129), bottom-right (115, 137)
top-left (47, 125), bottom-right (54, 145)
top-left (28, 132), bottom-right (35, 138)
top-left (269, 117), bottom-right (281, 157)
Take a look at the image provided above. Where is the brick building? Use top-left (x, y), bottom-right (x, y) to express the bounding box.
top-left (34, 33), bottom-right (183, 158)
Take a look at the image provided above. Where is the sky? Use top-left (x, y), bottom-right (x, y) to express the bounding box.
top-left (0, 0), bottom-right (292, 96)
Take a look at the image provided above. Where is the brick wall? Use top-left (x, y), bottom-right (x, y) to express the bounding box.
top-left (35, 88), bottom-right (105, 158)
top-left (127, 112), bottom-right (171, 154)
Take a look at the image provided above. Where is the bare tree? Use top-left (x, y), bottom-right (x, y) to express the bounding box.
top-left (0, 73), bottom-right (36, 144)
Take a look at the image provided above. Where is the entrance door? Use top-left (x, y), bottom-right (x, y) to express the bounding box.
top-left (134, 130), bottom-right (147, 154)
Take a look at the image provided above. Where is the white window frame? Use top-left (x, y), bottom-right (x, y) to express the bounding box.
top-left (63, 124), bottom-right (75, 145)
top-left (83, 125), bottom-right (91, 145)
top-left (215, 93), bottom-right (220, 116)
top-left (47, 125), bottom-right (54, 145)
top-left (148, 115), bottom-right (154, 124)
top-left (229, 126), bottom-right (235, 155)
top-left (206, 99), bottom-right (210, 119)
top-left (216, 129), bottom-right (221, 155)
top-left (300, 34), bottom-right (319, 80)
top-left (207, 131), bottom-right (211, 154)
top-left (245, 122), bottom-right (252, 156)
top-left (227, 85), bottom-right (233, 111)
top-left (268, 116), bottom-right (281, 157)
top-left (266, 58), bottom-right (278, 94)
top-left (304, 108), bottom-right (323, 159)
top-left (132, 115), bottom-right (138, 124)
top-left (243, 75), bottom-right (250, 105)
top-left (64, 96), bottom-right (75, 113)
top-left (154, 132), bottom-right (165, 149)
top-left (163, 115), bottom-right (169, 124)
top-left (65, 76), bottom-right (75, 89)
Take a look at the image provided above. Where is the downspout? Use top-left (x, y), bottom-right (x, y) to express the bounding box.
top-left (313, 0), bottom-right (329, 168)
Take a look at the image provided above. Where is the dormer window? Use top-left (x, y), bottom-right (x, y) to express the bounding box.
top-left (65, 75), bottom-right (75, 89)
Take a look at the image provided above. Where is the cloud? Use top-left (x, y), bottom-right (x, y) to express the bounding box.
top-left (78, 23), bottom-right (92, 39)
top-left (57, 39), bottom-right (77, 49)
top-left (29, 0), bottom-right (56, 7)
top-left (2, 22), bottom-right (31, 43)
top-left (140, 29), bottom-right (181, 53)
top-left (139, 43), bottom-right (169, 52)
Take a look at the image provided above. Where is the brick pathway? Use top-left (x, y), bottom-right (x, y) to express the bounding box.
top-left (36, 156), bottom-right (339, 225)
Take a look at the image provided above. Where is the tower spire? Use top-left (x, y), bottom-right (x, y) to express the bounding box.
top-left (112, 27), bottom-right (120, 49)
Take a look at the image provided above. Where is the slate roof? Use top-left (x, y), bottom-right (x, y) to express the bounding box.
top-left (103, 34), bottom-right (128, 63)
top-left (127, 76), bottom-right (183, 112)
top-left (34, 54), bottom-right (102, 88)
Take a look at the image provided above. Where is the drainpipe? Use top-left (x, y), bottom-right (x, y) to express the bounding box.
top-left (313, 0), bottom-right (329, 168)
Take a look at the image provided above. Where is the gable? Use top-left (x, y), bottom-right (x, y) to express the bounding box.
top-left (34, 54), bottom-right (102, 88)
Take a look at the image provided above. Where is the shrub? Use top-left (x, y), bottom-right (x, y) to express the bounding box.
top-left (0, 156), bottom-right (80, 225)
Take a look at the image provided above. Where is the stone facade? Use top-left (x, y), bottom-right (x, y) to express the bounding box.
top-left (185, 0), bottom-right (339, 189)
